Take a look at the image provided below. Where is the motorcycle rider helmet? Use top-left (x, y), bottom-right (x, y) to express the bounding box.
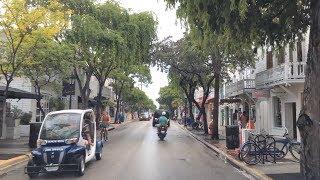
top-left (162, 111), bottom-right (166, 116)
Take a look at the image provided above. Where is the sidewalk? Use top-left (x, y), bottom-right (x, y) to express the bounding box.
top-left (0, 119), bottom-right (135, 174)
top-left (0, 137), bottom-right (31, 171)
top-left (177, 122), bottom-right (302, 180)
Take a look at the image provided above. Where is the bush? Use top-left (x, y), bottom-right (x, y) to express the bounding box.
top-left (20, 112), bottom-right (32, 125)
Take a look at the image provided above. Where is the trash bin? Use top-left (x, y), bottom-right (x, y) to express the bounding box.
top-left (225, 125), bottom-right (240, 149)
top-left (28, 122), bottom-right (43, 148)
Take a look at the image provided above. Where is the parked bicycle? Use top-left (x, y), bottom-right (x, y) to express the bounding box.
top-left (268, 127), bottom-right (301, 162)
top-left (239, 132), bottom-right (277, 165)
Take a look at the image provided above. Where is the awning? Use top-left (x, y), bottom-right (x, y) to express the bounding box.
top-left (0, 86), bottom-right (40, 99)
top-left (220, 98), bottom-right (241, 104)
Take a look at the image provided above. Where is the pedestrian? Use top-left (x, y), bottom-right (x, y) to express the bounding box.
top-left (101, 107), bottom-right (111, 140)
top-left (240, 111), bottom-right (249, 129)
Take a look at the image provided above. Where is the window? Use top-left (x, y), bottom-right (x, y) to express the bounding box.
top-left (273, 97), bottom-right (282, 127)
top-left (266, 51), bottom-right (273, 69)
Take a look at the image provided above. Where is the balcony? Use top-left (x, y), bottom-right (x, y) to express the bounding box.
top-left (255, 62), bottom-right (306, 89)
top-left (225, 79), bottom-right (255, 98)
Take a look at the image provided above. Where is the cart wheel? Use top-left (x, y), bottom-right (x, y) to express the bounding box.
top-left (75, 155), bottom-right (85, 176)
top-left (27, 160), bottom-right (39, 178)
top-left (95, 150), bottom-right (102, 160)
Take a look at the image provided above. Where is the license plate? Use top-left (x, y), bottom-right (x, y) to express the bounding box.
top-left (45, 166), bottom-right (59, 172)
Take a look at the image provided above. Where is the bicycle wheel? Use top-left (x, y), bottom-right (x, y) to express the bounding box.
top-left (254, 134), bottom-right (266, 148)
top-left (267, 142), bottom-right (286, 161)
top-left (240, 142), bottom-right (260, 165)
top-left (289, 142), bottom-right (301, 161)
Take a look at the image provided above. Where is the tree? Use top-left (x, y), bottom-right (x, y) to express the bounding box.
top-left (111, 64), bottom-right (151, 123)
top-left (0, 0), bottom-right (68, 136)
top-left (165, 0), bottom-right (319, 177)
top-left (122, 87), bottom-right (155, 112)
top-left (153, 36), bottom-right (249, 135)
top-left (157, 83), bottom-right (183, 112)
top-left (23, 38), bottom-right (72, 119)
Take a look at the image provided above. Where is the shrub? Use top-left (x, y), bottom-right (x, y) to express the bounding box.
top-left (20, 112), bottom-right (32, 125)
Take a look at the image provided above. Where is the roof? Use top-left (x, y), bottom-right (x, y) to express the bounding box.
top-left (0, 86), bottom-right (40, 99)
top-left (47, 109), bottom-right (93, 115)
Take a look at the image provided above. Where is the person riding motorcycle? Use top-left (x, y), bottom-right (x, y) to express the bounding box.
top-left (157, 111), bottom-right (169, 133)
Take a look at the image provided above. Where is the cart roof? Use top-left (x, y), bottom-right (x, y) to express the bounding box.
top-left (47, 109), bottom-right (93, 115)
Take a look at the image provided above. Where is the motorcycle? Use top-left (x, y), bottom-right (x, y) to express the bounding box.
top-left (25, 109), bottom-right (103, 178)
top-left (157, 125), bottom-right (167, 140)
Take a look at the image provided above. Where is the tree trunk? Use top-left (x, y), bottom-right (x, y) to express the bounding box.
top-left (115, 93), bottom-right (121, 123)
top-left (187, 95), bottom-right (194, 120)
top-left (0, 81), bottom-right (11, 138)
top-left (95, 81), bottom-right (104, 123)
top-left (297, 1), bottom-right (320, 179)
top-left (115, 84), bottom-right (123, 123)
top-left (201, 106), bottom-right (209, 134)
top-left (74, 68), bottom-right (92, 109)
top-left (35, 85), bottom-right (45, 121)
top-left (211, 74), bottom-right (220, 140)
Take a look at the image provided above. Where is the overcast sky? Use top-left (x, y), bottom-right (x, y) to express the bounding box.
top-left (116, 0), bottom-right (185, 107)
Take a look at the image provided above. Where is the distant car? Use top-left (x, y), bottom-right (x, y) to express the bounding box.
top-left (152, 110), bottom-right (170, 127)
top-left (139, 112), bottom-right (150, 121)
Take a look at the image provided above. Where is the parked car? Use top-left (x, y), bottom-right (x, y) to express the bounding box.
top-left (25, 109), bottom-right (103, 178)
top-left (152, 110), bottom-right (170, 127)
top-left (139, 112), bottom-right (150, 121)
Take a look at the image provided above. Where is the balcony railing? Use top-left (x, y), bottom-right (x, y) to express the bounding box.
top-left (255, 61), bottom-right (306, 89)
top-left (225, 79), bottom-right (255, 98)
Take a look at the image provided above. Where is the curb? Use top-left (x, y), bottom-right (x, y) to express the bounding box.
top-left (0, 154), bottom-right (30, 172)
top-left (107, 127), bottom-right (115, 131)
top-left (175, 123), bottom-right (272, 180)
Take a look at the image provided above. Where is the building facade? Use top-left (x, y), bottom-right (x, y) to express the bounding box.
top-left (220, 33), bottom-right (309, 142)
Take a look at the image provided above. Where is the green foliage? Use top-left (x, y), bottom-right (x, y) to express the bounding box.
top-left (165, 0), bottom-right (310, 46)
top-left (20, 112), bottom-right (32, 125)
top-left (123, 87), bottom-right (156, 111)
top-left (65, 0), bottom-right (157, 111)
top-left (157, 83), bottom-right (184, 110)
top-left (49, 97), bottom-right (65, 111)
top-left (0, 0), bottom-right (69, 84)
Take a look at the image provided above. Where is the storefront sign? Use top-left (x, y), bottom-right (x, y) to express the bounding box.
top-left (252, 89), bottom-right (270, 99)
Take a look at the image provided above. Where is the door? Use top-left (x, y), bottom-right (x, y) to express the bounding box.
top-left (292, 103), bottom-right (297, 139)
top-left (284, 103), bottom-right (297, 139)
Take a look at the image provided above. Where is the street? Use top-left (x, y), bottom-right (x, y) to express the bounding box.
top-left (1, 121), bottom-right (249, 180)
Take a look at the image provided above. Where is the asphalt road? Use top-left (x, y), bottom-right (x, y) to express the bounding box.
top-left (1, 121), bottom-right (250, 180)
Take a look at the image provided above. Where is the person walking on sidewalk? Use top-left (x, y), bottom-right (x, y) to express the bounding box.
top-left (101, 109), bottom-right (111, 140)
